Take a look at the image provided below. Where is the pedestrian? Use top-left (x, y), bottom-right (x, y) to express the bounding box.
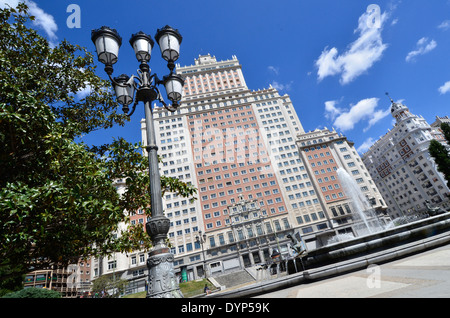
top-left (204, 284), bottom-right (210, 295)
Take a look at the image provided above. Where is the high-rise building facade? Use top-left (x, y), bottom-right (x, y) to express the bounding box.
top-left (362, 100), bottom-right (450, 219)
top-left (92, 54), bottom-right (387, 292)
top-left (296, 128), bottom-right (389, 244)
top-left (148, 54), bottom-right (308, 279)
top-left (431, 115), bottom-right (450, 128)
top-left (145, 54), bottom-right (388, 276)
top-left (24, 260), bottom-right (92, 298)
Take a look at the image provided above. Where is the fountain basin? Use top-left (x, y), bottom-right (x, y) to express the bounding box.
top-left (209, 212), bottom-right (450, 298)
top-left (303, 212), bottom-right (450, 269)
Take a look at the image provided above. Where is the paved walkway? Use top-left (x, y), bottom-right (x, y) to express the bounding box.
top-left (254, 244), bottom-right (450, 298)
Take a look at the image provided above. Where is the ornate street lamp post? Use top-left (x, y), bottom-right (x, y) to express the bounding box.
top-left (195, 231), bottom-right (207, 278)
top-left (91, 25), bottom-right (184, 298)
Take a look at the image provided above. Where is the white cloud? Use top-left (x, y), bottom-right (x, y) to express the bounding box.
top-left (438, 81), bottom-right (450, 94)
top-left (324, 100), bottom-right (341, 121)
top-left (325, 98), bottom-right (390, 132)
top-left (267, 66), bottom-right (293, 91)
top-left (316, 47), bottom-right (341, 80)
top-left (365, 107), bottom-right (391, 132)
top-left (333, 98), bottom-right (379, 131)
top-left (267, 66), bottom-right (279, 75)
top-left (0, 0), bottom-right (19, 8)
top-left (270, 81), bottom-right (293, 92)
top-left (75, 83), bottom-right (93, 99)
top-left (438, 20), bottom-right (450, 30)
top-left (315, 8), bottom-right (389, 85)
top-left (357, 137), bottom-right (376, 154)
top-left (405, 37), bottom-right (437, 63)
top-left (1, 0), bottom-right (58, 46)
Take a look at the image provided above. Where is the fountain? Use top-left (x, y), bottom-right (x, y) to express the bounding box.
top-left (208, 172), bottom-right (450, 298)
top-left (333, 168), bottom-right (387, 240)
top-left (326, 232), bottom-right (356, 245)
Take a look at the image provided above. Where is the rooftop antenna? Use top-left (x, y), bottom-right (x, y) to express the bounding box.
top-left (385, 92), bottom-right (394, 103)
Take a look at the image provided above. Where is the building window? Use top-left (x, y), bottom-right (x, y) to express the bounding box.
top-left (108, 261), bottom-right (117, 270)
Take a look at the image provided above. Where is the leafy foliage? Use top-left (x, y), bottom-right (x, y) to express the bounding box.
top-left (2, 287), bottom-right (61, 298)
top-left (91, 274), bottom-right (128, 298)
top-left (440, 122), bottom-right (450, 142)
top-left (0, 3), bottom-right (196, 289)
top-left (429, 123), bottom-right (450, 188)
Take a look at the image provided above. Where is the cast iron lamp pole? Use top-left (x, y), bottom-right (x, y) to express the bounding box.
top-left (195, 231), bottom-right (208, 278)
top-left (91, 25), bottom-right (184, 298)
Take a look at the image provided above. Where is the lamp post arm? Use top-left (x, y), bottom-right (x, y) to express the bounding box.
top-left (157, 94), bottom-right (179, 113)
top-left (125, 99), bottom-right (139, 117)
top-left (149, 73), bottom-right (165, 86)
top-left (108, 73), bottom-right (141, 89)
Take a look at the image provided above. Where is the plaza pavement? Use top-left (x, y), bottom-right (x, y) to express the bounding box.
top-left (254, 243), bottom-right (450, 298)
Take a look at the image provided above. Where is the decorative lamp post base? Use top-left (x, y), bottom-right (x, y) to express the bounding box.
top-left (146, 215), bottom-right (183, 298)
top-left (146, 250), bottom-right (183, 298)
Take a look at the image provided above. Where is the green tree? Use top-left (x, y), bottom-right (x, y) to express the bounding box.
top-left (91, 274), bottom-right (128, 298)
top-left (0, 3), bottom-right (196, 291)
top-left (2, 287), bottom-right (61, 298)
top-left (440, 122), bottom-right (450, 142)
top-left (429, 123), bottom-right (450, 188)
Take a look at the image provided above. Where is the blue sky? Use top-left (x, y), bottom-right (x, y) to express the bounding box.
top-left (2, 0), bottom-right (449, 153)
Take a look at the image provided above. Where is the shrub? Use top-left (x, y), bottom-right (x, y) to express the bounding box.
top-left (2, 287), bottom-right (61, 298)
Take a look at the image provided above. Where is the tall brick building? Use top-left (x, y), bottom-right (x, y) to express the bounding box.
top-left (92, 54), bottom-right (386, 293)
